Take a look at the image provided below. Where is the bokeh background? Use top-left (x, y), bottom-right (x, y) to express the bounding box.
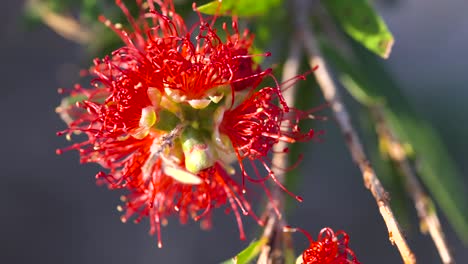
top-left (1, 0), bottom-right (467, 263)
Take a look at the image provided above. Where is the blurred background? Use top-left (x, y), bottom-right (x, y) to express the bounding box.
top-left (1, 0), bottom-right (467, 263)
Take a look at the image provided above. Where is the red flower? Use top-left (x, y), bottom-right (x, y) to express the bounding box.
top-left (57, 0), bottom-right (317, 247)
top-left (287, 227), bottom-right (360, 264)
top-left (218, 87), bottom-right (314, 199)
top-left (57, 0), bottom-right (273, 246)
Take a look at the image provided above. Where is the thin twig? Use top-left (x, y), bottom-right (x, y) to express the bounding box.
top-left (293, 0), bottom-right (416, 263)
top-left (257, 216), bottom-right (276, 264)
top-left (28, 0), bottom-right (92, 44)
top-left (257, 35), bottom-right (303, 264)
top-left (315, 3), bottom-right (452, 261)
top-left (372, 106), bottom-right (454, 264)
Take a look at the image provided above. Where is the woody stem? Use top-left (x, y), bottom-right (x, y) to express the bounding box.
top-left (27, 0), bottom-right (92, 44)
top-left (371, 105), bottom-right (453, 264)
top-left (257, 35), bottom-right (303, 264)
top-left (294, 0), bottom-right (416, 263)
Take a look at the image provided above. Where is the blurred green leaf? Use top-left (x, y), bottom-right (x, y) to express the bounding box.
top-left (323, 0), bottom-right (394, 58)
top-left (248, 2), bottom-right (288, 62)
top-left (81, 0), bottom-right (100, 22)
top-left (221, 238), bottom-right (267, 264)
top-left (197, 0), bottom-right (281, 17)
top-left (320, 47), bottom-right (380, 105)
top-left (23, 4), bottom-right (43, 29)
top-left (43, 0), bottom-right (73, 13)
top-left (384, 107), bottom-right (468, 243)
top-left (322, 41), bottom-right (468, 242)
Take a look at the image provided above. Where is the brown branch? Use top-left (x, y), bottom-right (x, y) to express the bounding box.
top-left (372, 106), bottom-right (454, 264)
top-left (257, 216), bottom-right (276, 264)
top-left (316, 3), bottom-right (452, 261)
top-left (28, 0), bottom-right (92, 44)
top-left (293, 0), bottom-right (415, 263)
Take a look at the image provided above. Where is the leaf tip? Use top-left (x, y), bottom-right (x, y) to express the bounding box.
top-left (381, 38), bottom-right (394, 59)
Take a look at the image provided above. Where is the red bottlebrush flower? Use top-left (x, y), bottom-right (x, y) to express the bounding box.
top-left (286, 226), bottom-right (360, 264)
top-left (218, 86), bottom-right (314, 199)
top-left (57, 0), bottom-right (317, 247)
top-left (56, 0), bottom-right (274, 246)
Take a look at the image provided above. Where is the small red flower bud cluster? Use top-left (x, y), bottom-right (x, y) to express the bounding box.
top-left (288, 226), bottom-right (360, 264)
top-left (56, 0), bottom-right (316, 246)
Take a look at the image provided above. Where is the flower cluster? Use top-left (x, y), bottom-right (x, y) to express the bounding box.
top-left (57, 0), bottom-right (314, 246)
top-left (288, 227), bottom-right (360, 264)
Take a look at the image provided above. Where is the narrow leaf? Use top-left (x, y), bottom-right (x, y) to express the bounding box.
top-left (197, 0), bottom-right (281, 17)
top-left (320, 42), bottom-right (382, 106)
top-left (323, 0), bottom-right (394, 58)
top-left (221, 238), bottom-right (268, 264)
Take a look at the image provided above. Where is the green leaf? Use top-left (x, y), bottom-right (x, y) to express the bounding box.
top-left (323, 0), bottom-right (394, 58)
top-left (320, 44), bottom-right (381, 106)
top-left (322, 41), bottom-right (468, 242)
top-left (81, 0), bottom-right (101, 22)
top-left (221, 238), bottom-right (268, 264)
top-left (197, 0), bottom-right (281, 17)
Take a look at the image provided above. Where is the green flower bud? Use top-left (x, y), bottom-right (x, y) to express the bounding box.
top-left (181, 126), bottom-right (215, 174)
